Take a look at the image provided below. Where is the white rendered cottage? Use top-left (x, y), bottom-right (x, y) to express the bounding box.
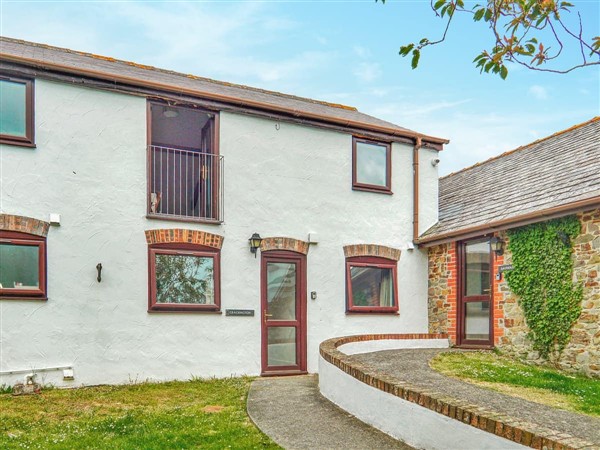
top-left (0, 37), bottom-right (447, 386)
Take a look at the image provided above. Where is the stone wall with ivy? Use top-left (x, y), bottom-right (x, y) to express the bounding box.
top-left (498, 208), bottom-right (600, 378)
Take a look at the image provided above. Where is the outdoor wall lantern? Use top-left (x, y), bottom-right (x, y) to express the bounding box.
top-left (490, 237), bottom-right (505, 256)
top-left (248, 233), bottom-right (263, 258)
top-left (162, 106), bottom-right (179, 118)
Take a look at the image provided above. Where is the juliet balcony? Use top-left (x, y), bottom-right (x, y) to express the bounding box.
top-left (147, 145), bottom-right (224, 223)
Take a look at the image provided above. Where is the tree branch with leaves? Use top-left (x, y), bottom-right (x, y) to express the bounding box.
top-left (378, 0), bottom-right (600, 78)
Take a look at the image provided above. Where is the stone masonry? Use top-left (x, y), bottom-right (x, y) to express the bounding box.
top-left (427, 208), bottom-right (600, 378)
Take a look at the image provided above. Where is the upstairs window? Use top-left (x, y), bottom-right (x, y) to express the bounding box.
top-left (352, 137), bottom-right (391, 194)
top-left (148, 243), bottom-right (221, 312)
top-left (0, 231), bottom-right (46, 299)
top-left (147, 102), bottom-right (223, 222)
top-left (0, 76), bottom-right (34, 147)
top-left (346, 256), bottom-right (398, 313)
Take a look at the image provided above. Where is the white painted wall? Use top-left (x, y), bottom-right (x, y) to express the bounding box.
top-left (319, 356), bottom-right (526, 450)
top-left (0, 79), bottom-right (439, 386)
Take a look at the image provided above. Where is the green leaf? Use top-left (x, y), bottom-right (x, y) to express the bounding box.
top-left (484, 8), bottom-right (492, 21)
top-left (500, 66), bottom-right (512, 80)
top-left (399, 44), bottom-right (414, 56)
top-left (411, 49), bottom-right (421, 69)
top-left (473, 8), bottom-right (485, 21)
top-left (434, 0), bottom-right (446, 10)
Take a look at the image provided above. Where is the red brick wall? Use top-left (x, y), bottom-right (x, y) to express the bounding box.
top-left (145, 228), bottom-right (224, 249)
top-left (260, 237), bottom-right (309, 255)
top-left (0, 214), bottom-right (50, 237)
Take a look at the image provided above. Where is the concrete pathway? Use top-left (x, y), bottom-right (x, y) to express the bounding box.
top-left (351, 348), bottom-right (600, 446)
top-left (247, 375), bottom-right (412, 450)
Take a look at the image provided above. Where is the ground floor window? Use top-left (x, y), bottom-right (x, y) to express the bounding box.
top-left (346, 256), bottom-right (398, 313)
top-left (0, 231), bottom-right (46, 299)
top-left (148, 243), bottom-right (220, 312)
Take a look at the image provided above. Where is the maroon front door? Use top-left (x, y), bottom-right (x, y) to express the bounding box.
top-left (458, 238), bottom-right (494, 347)
top-left (261, 251), bottom-right (307, 375)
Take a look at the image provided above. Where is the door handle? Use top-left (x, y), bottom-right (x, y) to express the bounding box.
top-left (264, 309), bottom-right (273, 324)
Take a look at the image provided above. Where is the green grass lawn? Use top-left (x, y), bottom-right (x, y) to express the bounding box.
top-left (1, 377), bottom-right (280, 449)
top-left (430, 351), bottom-right (600, 417)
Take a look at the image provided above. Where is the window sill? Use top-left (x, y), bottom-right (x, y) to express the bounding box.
top-left (0, 296), bottom-right (47, 301)
top-left (148, 309), bottom-right (222, 314)
top-left (346, 310), bottom-right (399, 315)
top-left (146, 214), bottom-right (223, 225)
top-left (352, 186), bottom-right (393, 195)
top-left (0, 139), bottom-right (36, 148)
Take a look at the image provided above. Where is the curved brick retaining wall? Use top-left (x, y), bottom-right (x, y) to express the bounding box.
top-left (319, 334), bottom-right (596, 450)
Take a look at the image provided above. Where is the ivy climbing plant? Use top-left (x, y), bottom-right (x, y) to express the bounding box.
top-left (505, 216), bottom-right (583, 360)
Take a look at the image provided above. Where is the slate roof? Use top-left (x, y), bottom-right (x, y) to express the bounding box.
top-left (418, 117), bottom-right (600, 244)
top-left (0, 37), bottom-right (447, 145)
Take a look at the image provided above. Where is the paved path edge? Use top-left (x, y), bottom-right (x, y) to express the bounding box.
top-left (319, 335), bottom-right (598, 450)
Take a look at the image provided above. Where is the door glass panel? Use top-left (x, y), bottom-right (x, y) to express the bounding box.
top-left (268, 327), bottom-right (297, 366)
top-left (465, 241), bottom-right (490, 296)
top-left (465, 301), bottom-right (490, 341)
top-left (266, 262), bottom-right (296, 320)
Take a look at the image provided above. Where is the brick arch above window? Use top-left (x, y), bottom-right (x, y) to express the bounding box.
top-left (260, 237), bottom-right (309, 255)
top-left (145, 228), bottom-right (224, 249)
top-left (343, 244), bottom-right (401, 261)
top-left (0, 214), bottom-right (50, 237)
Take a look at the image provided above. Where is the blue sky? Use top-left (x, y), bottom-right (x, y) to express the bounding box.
top-left (1, 0), bottom-right (598, 175)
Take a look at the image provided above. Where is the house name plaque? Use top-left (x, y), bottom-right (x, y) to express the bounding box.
top-left (226, 309), bottom-right (255, 317)
top-left (499, 264), bottom-right (514, 273)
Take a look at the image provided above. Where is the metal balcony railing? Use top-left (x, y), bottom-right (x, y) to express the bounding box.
top-left (148, 145), bottom-right (224, 222)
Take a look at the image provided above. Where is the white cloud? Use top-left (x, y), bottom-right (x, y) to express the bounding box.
top-left (1, 2), bottom-right (333, 89)
top-left (528, 85), bottom-right (549, 100)
top-left (353, 62), bottom-right (382, 83)
top-left (353, 45), bottom-right (370, 59)
top-left (359, 95), bottom-right (596, 176)
top-left (371, 99), bottom-right (472, 119)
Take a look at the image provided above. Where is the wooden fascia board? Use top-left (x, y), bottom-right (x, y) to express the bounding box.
top-left (0, 52), bottom-right (449, 147)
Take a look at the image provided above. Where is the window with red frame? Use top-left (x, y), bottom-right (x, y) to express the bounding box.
top-left (0, 76), bottom-right (35, 147)
top-left (148, 243), bottom-right (220, 312)
top-left (352, 137), bottom-right (391, 194)
top-left (0, 231), bottom-right (46, 299)
top-left (346, 256), bottom-right (398, 313)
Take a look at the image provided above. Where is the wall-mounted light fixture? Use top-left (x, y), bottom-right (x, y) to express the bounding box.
top-left (248, 233), bottom-right (263, 258)
top-left (162, 106), bottom-right (179, 118)
top-left (490, 236), bottom-right (505, 256)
